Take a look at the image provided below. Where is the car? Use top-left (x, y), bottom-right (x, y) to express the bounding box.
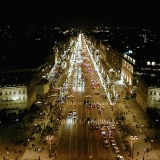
top-left (73, 115), bottom-right (76, 119)
top-left (103, 140), bottom-right (109, 147)
top-left (101, 131), bottom-right (106, 136)
top-left (110, 139), bottom-right (116, 146)
top-left (72, 110), bottom-right (77, 119)
top-left (113, 146), bottom-right (120, 153)
top-left (111, 124), bottom-right (116, 130)
top-left (116, 155), bottom-right (124, 160)
top-left (50, 94), bottom-right (57, 97)
top-left (102, 135), bottom-right (107, 139)
top-left (86, 95), bottom-right (91, 97)
top-left (98, 109), bottom-right (102, 114)
top-left (68, 110), bottom-right (73, 117)
top-left (109, 135), bottom-right (114, 139)
top-left (90, 125), bottom-right (95, 130)
top-left (101, 106), bottom-right (105, 109)
top-left (69, 110), bottom-right (73, 114)
top-left (68, 95), bottom-right (75, 98)
top-left (73, 110), bottom-right (76, 115)
top-left (95, 125), bottom-right (100, 129)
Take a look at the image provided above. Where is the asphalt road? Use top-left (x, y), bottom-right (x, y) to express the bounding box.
top-left (53, 38), bottom-right (124, 160)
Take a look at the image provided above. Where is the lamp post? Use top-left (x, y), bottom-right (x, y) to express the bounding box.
top-left (133, 114), bottom-right (136, 122)
top-left (141, 124), bottom-right (144, 133)
top-left (130, 135), bottom-right (138, 159)
top-left (143, 149), bottom-right (145, 160)
top-left (46, 135), bottom-right (56, 157)
top-left (38, 148), bottom-right (41, 160)
top-left (16, 118), bottom-right (19, 127)
top-left (156, 119), bottom-right (158, 137)
top-left (151, 139), bottom-right (153, 150)
top-left (7, 151), bottom-right (9, 160)
top-left (28, 139), bottom-right (30, 149)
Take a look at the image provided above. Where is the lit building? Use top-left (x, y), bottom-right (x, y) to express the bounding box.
top-left (0, 74), bottom-right (36, 116)
top-left (137, 75), bottom-right (160, 111)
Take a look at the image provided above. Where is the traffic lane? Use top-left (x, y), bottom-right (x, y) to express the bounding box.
top-left (57, 123), bottom-right (92, 159)
top-left (88, 124), bottom-right (117, 160)
top-left (57, 122), bottom-right (76, 159)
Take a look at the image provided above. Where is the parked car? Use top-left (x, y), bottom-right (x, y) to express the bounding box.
top-left (113, 146), bottom-right (120, 153)
top-left (111, 139), bottom-right (116, 146)
top-left (103, 140), bottom-right (109, 147)
top-left (116, 155), bottom-right (124, 160)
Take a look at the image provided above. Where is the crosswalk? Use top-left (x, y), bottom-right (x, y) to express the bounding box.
top-left (65, 101), bottom-right (108, 106)
top-left (60, 119), bottom-right (111, 124)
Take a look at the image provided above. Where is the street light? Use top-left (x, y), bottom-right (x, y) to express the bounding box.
top-left (156, 119), bottom-right (158, 137)
top-left (143, 149), bottom-right (145, 160)
top-left (46, 135), bottom-right (56, 157)
top-left (130, 135), bottom-right (138, 159)
top-left (151, 139), bottom-right (153, 150)
top-left (7, 151), bottom-right (9, 160)
top-left (133, 114), bottom-right (136, 122)
top-left (141, 124), bottom-right (144, 133)
top-left (38, 148), bottom-right (41, 160)
top-left (28, 139), bottom-right (30, 149)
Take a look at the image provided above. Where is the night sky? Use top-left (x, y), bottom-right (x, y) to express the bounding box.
top-left (0, 2), bottom-right (159, 28)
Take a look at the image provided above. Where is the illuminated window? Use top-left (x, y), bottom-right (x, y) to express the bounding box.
top-left (147, 61), bottom-right (150, 65)
top-left (152, 62), bottom-right (155, 66)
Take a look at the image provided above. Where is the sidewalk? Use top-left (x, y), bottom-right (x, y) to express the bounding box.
top-left (115, 81), bottom-right (160, 160)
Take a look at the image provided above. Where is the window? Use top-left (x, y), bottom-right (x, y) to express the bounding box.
top-left (9, 91), bottom-right (12, 95)
top-left (19, 90), bottom-right (21, 94)
top-left (0, 92), bottom-right (2, 95)
top-left (154, 92), bottom-right (156, 95)
top-left (150, 91), bottom-right (152, 95)
top-left (13, 91), bottom-right (16, 94)
top-left (23, 90), bottom-right (25, 94)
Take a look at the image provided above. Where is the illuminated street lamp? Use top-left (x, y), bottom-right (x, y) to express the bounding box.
top-left (133, 113), bottom-right (136, 122)
top-left (141, 124), bottom-right (144, 133)
top-left (130, 135), bottom-right (138, 159)
top-left (46, 135), bottom-right (56, 157)
top-left (151, 139), bottom-right (153, 150)
top-left (7, 151), bottom-right (9, 160)
top-left (28, 139), bottom-right (30, 149)
top-left (38, 148), bottom-right (41, 160)
top-left (156, 119), bottom-right (158, 137)
top-left (16, 118), bottom-right (19, 127)
top-left (143, 149), bottom-right (145, 160)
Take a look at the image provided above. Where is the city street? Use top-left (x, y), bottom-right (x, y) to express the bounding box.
top-left (0, 34), bottom-right (160, 160)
